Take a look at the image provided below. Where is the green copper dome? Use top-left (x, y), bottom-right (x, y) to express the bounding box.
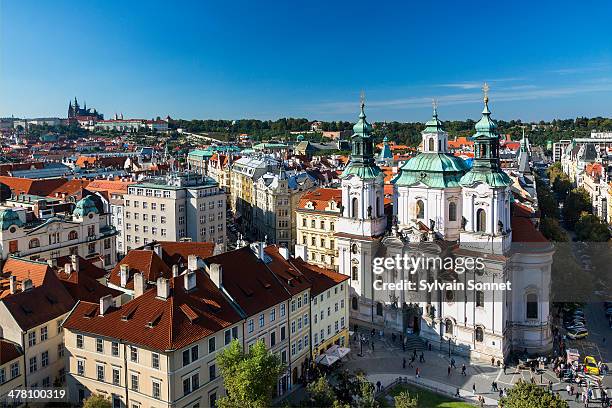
top-left (423, 106), bottom-right (444, 133)
top-left (73, 196), bottom-right (99, 217)
top-left (341, 101), bottom-right (382, 180)
top-left (0, 209), bottom-right (24, 230)
top-left (473, 100), bottom-right (497, 138)
top-left (392, 153), bottom-right (469, 188)
top-left (352, 105), bottom-right (373, 136)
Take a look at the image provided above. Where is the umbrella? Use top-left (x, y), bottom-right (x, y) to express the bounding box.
top-left (315, 353), bottom-right (339, 366)
top-left (329, 346), bottom-right (350, 359)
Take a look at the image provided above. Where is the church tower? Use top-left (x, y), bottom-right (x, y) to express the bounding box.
top-left (459, 84), bottom-right (512, 254)
top-left (336, 97), bottom-right (386, 320)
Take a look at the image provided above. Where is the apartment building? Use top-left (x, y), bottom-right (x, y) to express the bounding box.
top-left (229, 157), bottom-right (274, 235)
top-left (87, 179), bottom-right (137, 260)
top-left (122, 173), bottom-right (226, 251)
top-left (295, 188), bottom-right (341, 269)
top-left (252, 170), bottom-right (315, 248)
top-left (203, 244), bottom-right (293, 396)
top-left (63, 270), bottom-right (243, 408)
top-left (206, 154), bottom-right (234, 198)
top-left (291, 257), bottom-right (350, 357)
top-left (0, 194), bottom-right (117, 270)
top-left (0, 339), bottom-right (24, 405)
top-left (0, 256), bottom-right (120, 392)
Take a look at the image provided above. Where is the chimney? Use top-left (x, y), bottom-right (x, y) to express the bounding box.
top-left (279, 247), bottom-right (290, 260)
top-left (209, 263), bottom-right (222, 288)
top-left (9, 276), bottom-right (16, 294)
top-left (294, 244), bottom-right (307, 261)
top-left (153, 243), bottom-right (162, 258)
top-left (64, 263), bottom-right (73, 276)
top-left (184, 270), bottom-right (196, 292)
top-left (172, 264), bottom-right (180, 278)
top-left (120, 264), bottom-right (129, 287)
top-left (99, 294), bottom-right (113, 315)
top-left (22, 278), bottom-right (33, 292)
top-left (47, 259), bottom-right (57, 268)
top-left (133, 272), bottom-right (145, 298)
top-left (71, 254), bottom-right (79, 272)
top-left (187, 255), bottom-right (199, 272)
top-left (156, 277), bottom-right (170, 299)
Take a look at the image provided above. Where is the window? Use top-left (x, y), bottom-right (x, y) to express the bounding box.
top-left (270, 331), bottom-right (276, 347)
top-left (112, 342), bottom-right (119, 356)
top-left (476, 208), bottom-right (486, 232)
top-left (40, 326), bottom-right (48, 342)
top-left (232, 326), bottom-right (238, 340)
top-left (280, 326), bottom-right (286, 341)
top-left (416, 199), bottom-right (425, 219)
top-left (476, 290), bottom-right (484, 307)
top-left (41, 351), bottom-right (48, 367)
top-left (291, 321), bottom-right (296, 334)
top-left (351, 197), bottom-right (358, 218)
top-left (77, 360), bottom-right (84, 376)
top-left (209, 364), bottom-right (216, 380)
top-left (376, 302), bottom-right (383, 316)
top-left (280, 304), bottom-right (286, 317)
top-left (448, 202), bottom-right (457, 222)
top-left (259, 314), bottom-right (265, 328)
top-left (352, 266), bottom-right (358, 280)
top-left (224, 329), bottom-right (231, 345)
top-left (526, 293), bottom-right (538, 319)
top-left (152, 380), bottom-right (161, 399)
top-left (10, 362), bottom-right (19, 379)
top-left (58, 342), bottom-right (65, 358)
top-left (112, 368), bottom-right (120, 385)
top-left (96, 338), bottom-right (104, 353)
top-left (28, 332), bottom-right (36, 347)
top-left (29, 357), bottom-right (37, 373)
top-left (270, 308), bottom-right (276, 322)
top-left (209, 337), bottom-right (216, 353)
top-left (304, 313), bottom-right (309, 326)
top-left (97, 364), bottom-right (105, 381)
top-left (475, 326), bottom-right (484, 342)
top-left (131, 373), bottom-right (139, 391)
top-left (76, 334), bottom-right (83, 348)
top-left (248, 319), bottom-right (254, 333)
top-left (130, 347), bottom-right (138, 362)
top-left (445, 319), bottom-right (453, 335)
top-left (29, 238), bottom-right (40, 249)
top-left (152, 352), bottom-right (160, 369)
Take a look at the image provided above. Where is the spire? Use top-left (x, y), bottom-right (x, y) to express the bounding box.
top-left (474, 82), bottom-right (497, 137)
top-left (423, 98), bottom-right (444, 134)
top-left (352, 91), bottom-right (373, 137)
top-left (482, 82), bottom-right (490, 114)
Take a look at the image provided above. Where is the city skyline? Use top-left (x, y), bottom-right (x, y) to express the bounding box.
top-left (2, 0), bottom-right (612, 122)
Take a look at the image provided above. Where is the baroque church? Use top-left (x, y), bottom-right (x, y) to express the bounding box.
top-left (336, 89), bottom-right (554, 361)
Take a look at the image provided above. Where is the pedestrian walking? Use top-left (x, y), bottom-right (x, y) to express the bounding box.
top-left (491, 357), bottom-right (495, 366)
top-left (472, 383), bottom-right (477, 395)
top-left (419, 352), bottom-right (425, 363)
top-left (416, 367), bottom-right (420, 378)
top-left (376, 380), bottom-right (381, 392)
top-left (455, 388), bottom-right (460, 397)
top-left (567, 384), bottom-right (571, 396)
top-left (451, 358), bottom-right (456, 369)
top-left (461, 363), bottom-right (467, 376)
top-left (491, 381), bottom-right (496, 391)
top-left (499, 389), bottom-right (503, 398)
top-left (371, 342), bottom-right (374, 352)
top-left (575, 391), bottom-right (579, 402)
top-left (448, 365), bottom-right (451, 376)
top-left (503, 363), bottom-right (507, 375)
top-left (409, 356), bottom-right (414, 368)
top-left (402, 357), bottom-right (406, 369)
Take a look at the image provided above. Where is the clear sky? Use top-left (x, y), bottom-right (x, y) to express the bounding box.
top-left (2, 0), bottom-right (612, 122)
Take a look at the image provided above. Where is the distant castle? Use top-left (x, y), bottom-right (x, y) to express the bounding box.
top-left (68, 97), bottom-right (103, 122)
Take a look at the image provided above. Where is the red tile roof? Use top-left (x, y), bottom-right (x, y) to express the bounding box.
top-left (47, 179), bottom-right (90, 199)
top-left (108, 250), bottom-right (171, 289)
top-left (511, 216), bottom-right (548, 243)
top-left (0, 339), bottom-right (22, 365)
top-left (63, 272), bottom-right (242, 351)
top-left (264, 246), bottom-right (311, 296)
top-left (0, 176), bottom-right (68, 196)
top-left (54, 256), bottom-right (121, 303)
top-left (87, 179), bottom-right (136, 195)
top-left (204, 246), bottom-right (291, 316)
top-left (290, 258), bottom-right (348, 296)
top-left (155, 241), bottom-right (216, 266)
top-left (297, 188), bottom-right (341, 211)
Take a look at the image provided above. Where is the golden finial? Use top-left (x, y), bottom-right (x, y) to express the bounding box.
top-left (482, 82), bottom-right (490, 104)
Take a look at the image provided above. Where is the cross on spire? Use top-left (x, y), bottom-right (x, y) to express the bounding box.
top-left (482, 82), bottom-right (490, 104)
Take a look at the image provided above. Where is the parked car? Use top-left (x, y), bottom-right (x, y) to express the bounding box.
top-left (584, 356), bottom-right (600, 375)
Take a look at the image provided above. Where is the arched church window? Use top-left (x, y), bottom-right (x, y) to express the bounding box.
top-left (480, 144), bottom-right (487, 158)
top-left (476, 290), bottom-right (484, 307)
top-left (351, 244), bottom-right (358, 254)
top-left (445, 319), bottom-right (453, 335)
top-left (526, 293), bottom-right (538, 319)
top-left (428, 138), bottom-right (434, 152)
top-left (351, 197), bottom-right (358, 219)
top-left (376, 302), bottom-right (383, 316)
top-left (351, 266), bottom-right (358, 281)
top-left (29, 238), bottom-right (40, 249)
top-left (476, 209), bottom-right (486, 232)
top-left (416, 200), bottom-right (424, 219)
top-left (69, 230), bottom-right (78, 240)
top-left (448, 202), bottom-right (457, 222)
top-left (351, 296), bottom-right (358, 310)
top-left (475, 326), bottom-right (484, 342)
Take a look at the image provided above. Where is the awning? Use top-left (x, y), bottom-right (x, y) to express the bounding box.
top-left (315, 353), bottom-right (339, 366)
top-left (327, 345), bottom-right (350, 359)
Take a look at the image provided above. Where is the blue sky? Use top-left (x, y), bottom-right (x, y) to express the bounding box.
top-left (2, 0), bottom-right (612, 122)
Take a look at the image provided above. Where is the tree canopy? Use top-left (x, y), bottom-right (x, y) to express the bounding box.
top-left (82, 394), bottom-right (112, 408)
top-left (500, 380), bottom-right (568, 408)
top-left (216, 340), bottom-right (285, 408)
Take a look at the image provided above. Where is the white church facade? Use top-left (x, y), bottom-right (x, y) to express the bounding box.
top-left (335, 91), bottom-right (554, 362)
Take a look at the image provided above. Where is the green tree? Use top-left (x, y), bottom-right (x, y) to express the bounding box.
top-left (394, 390), bottom-right (418, 408)
top-left (575, 213), bottom-right (611, 242)
top-left (356, 376), bottom-right (379, 408)
top-left (539, 217), bottom-right (568, 242)
top-left (500, 380), bottom-right (568, 407)
top-left (562, 187), bottom-right (591, 227)
top-left (216, 340), bottom-right (285, 408)
top-left (306, 376), bottom-right (336, 407)
top-left (82, 394), bottom-right (112, 408)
